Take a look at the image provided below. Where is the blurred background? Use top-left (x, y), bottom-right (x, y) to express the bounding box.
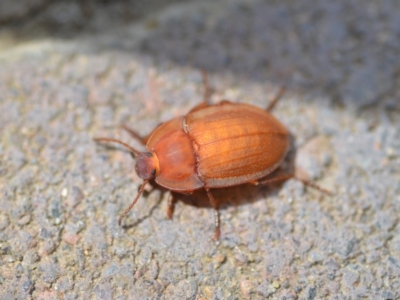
top-left (1, 0), bottom-right (399, 112)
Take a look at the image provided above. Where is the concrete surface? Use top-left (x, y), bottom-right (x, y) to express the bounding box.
top-left (0, 0), bottom-right (400, 299)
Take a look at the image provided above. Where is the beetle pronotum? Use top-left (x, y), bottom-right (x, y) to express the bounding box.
top-left (95, 72), bottom-right (330, 240)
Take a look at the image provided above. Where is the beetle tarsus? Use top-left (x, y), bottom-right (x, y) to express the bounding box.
top-left (167, 192), bottom-right (177, 219)
top-left (294, 177), bottom-right (334, 196)
top-left (206, 189), bottom-right (221, 241)
top-left (213, 216), bottom-right (221, 241)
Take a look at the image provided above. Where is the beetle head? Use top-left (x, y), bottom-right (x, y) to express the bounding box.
top-left (135, 152), bottom-right (160, 180)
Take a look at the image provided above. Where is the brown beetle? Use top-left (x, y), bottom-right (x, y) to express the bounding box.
top-left (95, 73), bottom-right (330, 240)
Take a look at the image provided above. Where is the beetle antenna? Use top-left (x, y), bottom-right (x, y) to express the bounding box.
top-left (118, 180), bottom-right (149, 225)
top-left (94, 137), bottom-right (142, 156)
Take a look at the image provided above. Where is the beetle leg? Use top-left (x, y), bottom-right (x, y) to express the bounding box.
top-left (187, 71), bottom-right (213, 113)
top-left (188, 102), bottom-right (210, 113)
top-left (254, 174), bottom-right (294, 186)
top-left (256, 174), bottom-right (333, 196)
top-left (167, 192), bottom-right (177, 220)
top-left (201, 70), bottom-right (212, 105)
top-left (266, 86), bottom-right (286, 112)
top-left (293, 176), bottom-right (333, 196)
top-left (205, 188), bottom-right (221, 241)
top-left (121, 123), bottom-right (157, 145)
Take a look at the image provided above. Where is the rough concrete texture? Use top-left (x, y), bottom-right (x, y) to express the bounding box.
top-left (1, 0), bottom-right (400, 299)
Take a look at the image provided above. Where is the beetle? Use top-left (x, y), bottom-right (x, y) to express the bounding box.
top-left (95, 72), bottom-right (330, 240)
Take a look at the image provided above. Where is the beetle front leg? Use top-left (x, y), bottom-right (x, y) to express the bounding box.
top-left (205, 189), bottom-right (221, 241)
top-left (120, 124), bottom-right (154, 145)
top-left (167, 192), bottom-right (177, 220)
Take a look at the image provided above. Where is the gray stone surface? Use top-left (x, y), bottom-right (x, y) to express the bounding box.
top-left (1, 0), bottom-right (399, 299)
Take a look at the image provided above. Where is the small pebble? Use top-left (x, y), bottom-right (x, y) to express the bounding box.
top-left (61, 188), bottom-right (68, 198)
top-left (272, 281), bottom-right (280, 289)
top-left (17, 214), bottom-right (31, 226)
top-left (240, 279), bottom-right (253, 299)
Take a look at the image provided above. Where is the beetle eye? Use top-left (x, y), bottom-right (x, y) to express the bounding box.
top-left (151, 169), bottom-right (156, 176)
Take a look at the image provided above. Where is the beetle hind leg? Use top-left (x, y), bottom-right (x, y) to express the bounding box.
top-left (253, 174), bottom-right (294, 186)
top-left (205, 189), bottom-right (221, 241)
top-left (294, 177), bottom-right (333, 196)
top-left (255, 174), bottom-right (333, 196)
top-left (266, 86), bottom-right (286, 112)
